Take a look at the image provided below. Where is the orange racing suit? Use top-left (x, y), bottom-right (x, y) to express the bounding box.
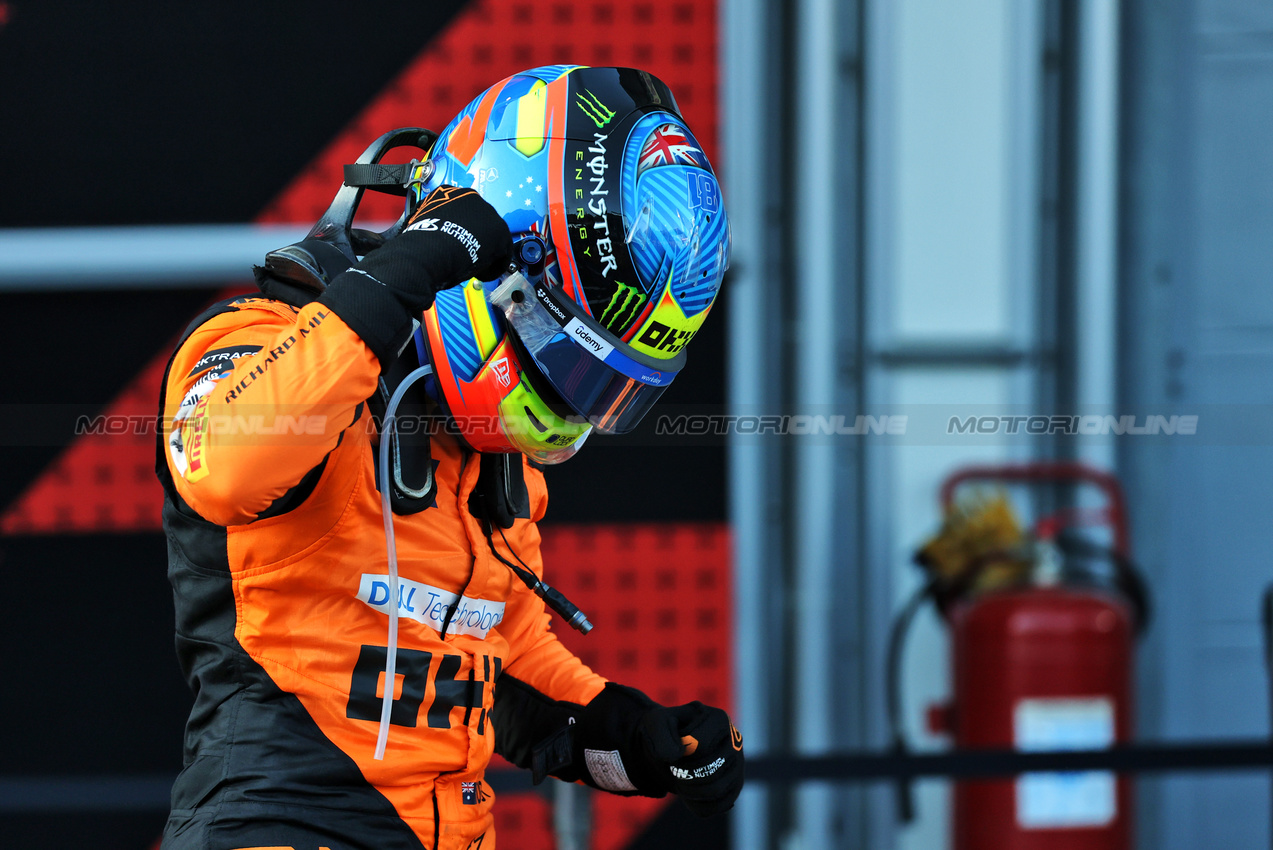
top-left (156, 294), bottom-right (606, 850)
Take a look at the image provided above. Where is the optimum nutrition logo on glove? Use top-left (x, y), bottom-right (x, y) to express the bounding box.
top-left (405, 185), bottom-right (485, 263)
top-left (670, 757), bottom-right (727, 781)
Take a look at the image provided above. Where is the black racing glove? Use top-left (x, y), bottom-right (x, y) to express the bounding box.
top-left (491, 678), bottom-right (744, 817)
top-left (318, 185), bottom-right (514, 365)
top-left (540, 682), bottom-right (743, 817)
top-left (635, 700), bottom-right (746, 817)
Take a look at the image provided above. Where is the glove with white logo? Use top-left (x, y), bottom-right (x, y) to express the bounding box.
top-left (557, 683), bottom-right (744, 817)
top-left (635, 700), bottom-right (745, 817)
top-left (318, 186), bottom-right (514, 365)
top-left (491, 679), bottom-right (743, 817)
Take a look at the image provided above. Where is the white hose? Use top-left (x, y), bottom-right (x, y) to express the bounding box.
top-left (374, 363), bottom-right (434, 760)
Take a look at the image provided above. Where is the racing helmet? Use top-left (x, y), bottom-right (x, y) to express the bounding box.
top-left (418, 280), bottom-right (592, 465)
top-left (412, 65), bottom-right (731, 461)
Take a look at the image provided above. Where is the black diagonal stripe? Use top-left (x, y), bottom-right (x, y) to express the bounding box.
top-left (0, 1), bottom-right (470, 227)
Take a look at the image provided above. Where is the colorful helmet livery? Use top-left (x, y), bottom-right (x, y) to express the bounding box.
top-left (419, 282), bottom-right (591, 465)
top-left (415, 66), bottom-right (730, 453)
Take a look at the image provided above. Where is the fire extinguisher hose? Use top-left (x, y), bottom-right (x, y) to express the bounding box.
top-left (886, 576), bottom-right (939, 823)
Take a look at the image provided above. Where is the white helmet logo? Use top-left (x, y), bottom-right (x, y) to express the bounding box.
top-left (492, 357), bottom-right (512, 387)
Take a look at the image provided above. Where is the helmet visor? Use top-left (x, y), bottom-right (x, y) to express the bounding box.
top-left (487, 271), bottom-right (683, 434)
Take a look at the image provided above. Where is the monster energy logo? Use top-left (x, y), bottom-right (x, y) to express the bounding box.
top-left (577, 90), bottom-right (616, 128)
top-left (599, 282), bottom-right (647, 329)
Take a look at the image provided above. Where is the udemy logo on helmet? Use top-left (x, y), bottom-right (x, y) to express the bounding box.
top-left (412, 66), bottom-right (731, 464)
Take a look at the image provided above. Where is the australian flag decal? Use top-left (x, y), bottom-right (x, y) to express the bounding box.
top-left (461, 781), bottom-right (488, 805)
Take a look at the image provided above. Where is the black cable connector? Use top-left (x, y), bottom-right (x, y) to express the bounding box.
top-left (534, 582), bottom-right (594, 634)
top-left (485, 523), bottom-right (594, 634)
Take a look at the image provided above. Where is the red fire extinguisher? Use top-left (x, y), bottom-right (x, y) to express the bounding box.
top-left (890, 462), bottom-right (1148, 850)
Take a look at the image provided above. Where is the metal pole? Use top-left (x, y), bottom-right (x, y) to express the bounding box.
top-left (0, 224), bottom-right (309, 290)
top-left (1075, 0), bottom-right (1121, 469)
top-left (725, 0), bottom-right (783, 846)
top-left (793, 0), bottom-right (840, 845)
top-left (552, 781), bottom-right (591, 850)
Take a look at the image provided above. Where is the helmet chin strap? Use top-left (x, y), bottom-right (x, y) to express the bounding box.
top-left (261, 127), bottom-right (438, 295)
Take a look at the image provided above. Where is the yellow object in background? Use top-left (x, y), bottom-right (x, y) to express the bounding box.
top-left (914, 490), bottom-right (1033, 601)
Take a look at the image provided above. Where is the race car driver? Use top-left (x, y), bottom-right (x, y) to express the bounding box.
top-left (156, 65), bottom-right (741, 850)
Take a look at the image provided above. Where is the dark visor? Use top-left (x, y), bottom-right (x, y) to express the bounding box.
top-left (487, 272), bottom-right (684, 434)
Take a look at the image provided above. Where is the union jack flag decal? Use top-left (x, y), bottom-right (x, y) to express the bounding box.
top-left (638, 123), bottom-right (705, 173)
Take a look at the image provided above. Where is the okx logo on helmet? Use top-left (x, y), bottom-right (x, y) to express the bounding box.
top-left (413, 66), bottom-right (731, 457)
